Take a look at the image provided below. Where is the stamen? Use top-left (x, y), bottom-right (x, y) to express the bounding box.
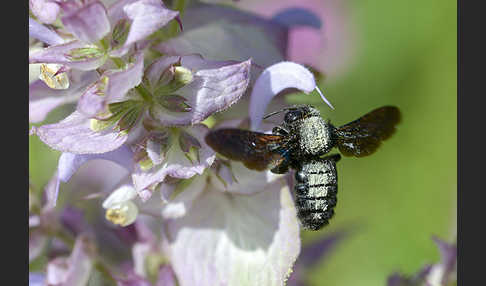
top-left (315, 86), bottom-right (334, 110)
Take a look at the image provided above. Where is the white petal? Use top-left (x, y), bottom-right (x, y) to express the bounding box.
top-left (29, 18), bottom-right (64, 45)
top-left (61, 0), bottom-right (111, 43)
top-left (161, 173), bottom-right (207, 219)
top-left (31, 111), bottom-right (128, 154)
top-left (123, 0), bottom-right (179, 47)
top-left (166, 182), bottom-right (301, 286)
top-left (63, 235), bottom-right (95, 286)
top-left (210, 161), bottom-right (283, 195)
top-left (249, 61), bottom-right (333, 131)
top-left (102, 184), bottom-right (137, 208)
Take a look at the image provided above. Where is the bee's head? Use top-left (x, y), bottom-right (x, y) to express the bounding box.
top-left (283, 105), bottom-right (320, 125)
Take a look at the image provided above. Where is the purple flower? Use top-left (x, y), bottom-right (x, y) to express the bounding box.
top-left (155, 1), bottom-right (322, 69)
top-left (29, 272), bottom-right (46, 286)
top-left (29, 0), bottom-right (61, 25)
top-left (111, 219), bottom-right (178, 285)
top-left (29, 0), bottom-right (180, 123)
top-left (387, 237), bottom-right (457, 286)
top-left (44, 234), bottom-right (96, 286)
top-left (29, 69), bottom-right (99, 123)
top-left (29, 1), bottom-right (340, 284)
top-left (29, 0), bottom-right (179, 70)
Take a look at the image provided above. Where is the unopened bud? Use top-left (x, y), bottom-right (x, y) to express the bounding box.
top-left (105, 201), bottom-right (138, 227)
top-left (111, 19), bottom-right (130, 48)
top-left (159, 94), bottom-right (192, 112)
top-left (66, 45), bottom-right (104, 61)
top-left (173, 66), bottom-right (193, 86)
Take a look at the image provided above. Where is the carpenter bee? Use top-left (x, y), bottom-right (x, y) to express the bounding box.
top-left (205, 105), bottom-right (401, 230)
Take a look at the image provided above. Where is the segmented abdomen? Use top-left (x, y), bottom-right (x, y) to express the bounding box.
top-left (294, 156), bottom-right (339, 230)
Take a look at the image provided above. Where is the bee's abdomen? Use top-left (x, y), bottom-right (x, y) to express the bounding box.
top-left (294, 157), bottom-right (339, 230)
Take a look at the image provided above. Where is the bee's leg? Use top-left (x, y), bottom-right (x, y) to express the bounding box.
top-left (272, 125), bottom-right (289, 136)
top-left (270, 148), bottom-right (291, 174)
top-left (321, 153), bottom-right (341, 162)
top-left (271, 158), bottom-right (290, 174)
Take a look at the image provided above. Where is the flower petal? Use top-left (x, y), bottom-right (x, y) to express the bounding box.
top-left (29, 0), bottom-right (60, 24)
top-left (61, 0), bottom-right (111, 43)
top-left (78, 52), bottom-right (144, 116)
top-left (271, 7), bottom-right (322, 29)
top-left (166, 182), bottom-right (300, 286)
top-left (29, 272), bottom-right (45, 286)
top-left (210, 161), bottom-right (283, 195)
top-left (155, 2), bottom-right (286, 68)
top-left (60, 206), bottom-right (91, 236)
top-left (156, 265), bottom-right (177, 286)
top-left (107, 0), bottom-right (136, 26)
top-left (160, 173), bottom-right (207, 220)
top-left (58, 145), bottom-right (133, 183)
top-left (46, 257), bottom-right (69, 285)
top-left (149, 56), bottom-right (251, 125)
top-left (123, 0), bottom-right (179, 47)
top-left (31, 111), bottom-right (128, 154)
top-left (29, 229), bottom-right (47, 262)
top-left (426, 237), bottom-right (457, 286)
top-left (387, 237), bottom-right (456, 286)
top-left (29, 70), bottom-right (99, 123)
top-left (102, 184), bottom-right (137, 209)
top-left (43, 146), bottom-right (133, 207)
top-left (249, 61), bottom-right (333, 131)
top-left (132, 125), bottom-right (215, 192)
top-left (63, 235), bottom-right (95, 286)
top-left (116, 274), bottom-right (152, 286)
top-left (29, 18), bottom-right (64, 45)
top-left (45, 235), bottom-right (95, 285)
top-left (44, 170), bottom-right (60, 209)
top-left (29, 40), bottom-right (107, 71)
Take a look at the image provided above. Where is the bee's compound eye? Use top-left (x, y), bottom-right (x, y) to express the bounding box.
top-left (284, 110), bottom-right (302, 123)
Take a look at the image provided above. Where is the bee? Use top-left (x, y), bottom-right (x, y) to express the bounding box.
top-left (205, 105), bottom-right (401, 230)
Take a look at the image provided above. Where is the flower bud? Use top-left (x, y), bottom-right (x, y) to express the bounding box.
top-left (105, 201), bottom-right (138, 227)
top-left (111, 19), bottom-right (130, 48)
top-left (179, 130), bottom-right (201, 163)
top-left (173, 66), bottom-right (193, 86)
top-left (158, 94), bottom-right (192, 112)
top-left (66, 45), bottom-right (104, 61)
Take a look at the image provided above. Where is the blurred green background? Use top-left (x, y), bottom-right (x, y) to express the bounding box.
top-left (286, 0), bottom-right (457, 285)
top-left (30, 0), bottom-right (456, 285)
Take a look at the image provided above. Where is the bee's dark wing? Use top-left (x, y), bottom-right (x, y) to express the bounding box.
top-left (205, 128), bottom-right (287, 171)
top-left (334, 106), bottom-right (401, 157)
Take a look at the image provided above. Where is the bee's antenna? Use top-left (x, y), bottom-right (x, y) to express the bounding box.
top-left (262, 108), bottom-right (291, 120)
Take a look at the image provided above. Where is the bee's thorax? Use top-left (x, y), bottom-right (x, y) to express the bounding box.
top-left (295, 116), bottom-right (333, 157)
